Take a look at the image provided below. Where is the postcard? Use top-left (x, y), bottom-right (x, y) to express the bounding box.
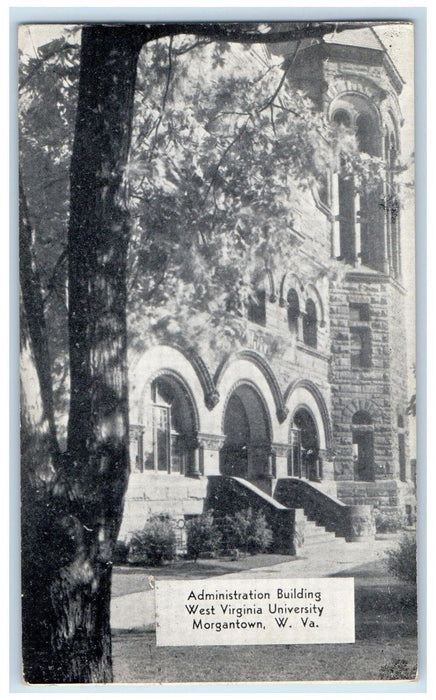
top-left (18, 19), bottom-right (417, 685)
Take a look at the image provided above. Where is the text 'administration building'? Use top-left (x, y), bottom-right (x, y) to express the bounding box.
top-left (120, 27), bottom-right (415, 545)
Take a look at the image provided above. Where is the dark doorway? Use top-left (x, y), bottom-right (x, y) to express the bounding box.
top-left (352, 411), bottom-right (374, 481)
top-left (288, 408), bottom-right (320, 481)
top-left (221, 384), bottom-right (271, 478)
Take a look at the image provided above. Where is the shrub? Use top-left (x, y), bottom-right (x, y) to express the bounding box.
top-left (186, 512), bottom-right (222, 560)
top-left (112, 540), bottom-right (129, 565)
top-left (379, 658), bottom-right (417, 680)
top-left (221, 508), bottom-right (273, 554)
top-left (386, 533), bottom-right (417, 584)
top-left (128, 515), bottom-right (176, 566)
top-left (374, 508), bottom-right (407, 533)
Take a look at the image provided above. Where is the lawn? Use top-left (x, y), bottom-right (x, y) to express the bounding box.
top-left (111, 548), bottom-right (418, 684)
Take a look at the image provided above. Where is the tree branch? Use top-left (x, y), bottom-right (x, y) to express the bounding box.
top-left (19, 171), bottom-right (60, 457)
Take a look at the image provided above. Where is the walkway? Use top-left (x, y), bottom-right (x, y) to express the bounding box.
top-left (110, 535), bottom-right (400, 631)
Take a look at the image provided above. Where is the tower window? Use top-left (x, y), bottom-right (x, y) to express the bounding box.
top-left (303, 299), bottom-right (317, 348)
top-left (248, 287), bottom-right (266, 326)
top-left (351, 411), bottom-right (374, 481)
top-left (350, 303), bottom-right (370, 322)
top-left (350, 328), bottom-right (371, 368)
top-left (287, 288), bottom-right (300, 333)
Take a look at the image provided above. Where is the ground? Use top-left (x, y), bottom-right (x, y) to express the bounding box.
top-left (110, 534), bottom-right (418, 684)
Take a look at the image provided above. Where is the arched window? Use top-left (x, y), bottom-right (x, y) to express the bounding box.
top-left (332, 96), bottom-right (385, 271)
top-left (351, 411), bottom-right (374, 481)
top-left (247, 283), bottom-right (266, 326)
top-left (356, 114), bottom-right (377, 155)
top-left (288, 408), bottom-right (321, 481)
top-left (303, 299), bottom-right (317, 348)
top-left (144, 376), bottom-right (197, 475)
top-left (287, 288), bottom-right (300, 333)
top-left (333, 109), bottom-right (351, 127)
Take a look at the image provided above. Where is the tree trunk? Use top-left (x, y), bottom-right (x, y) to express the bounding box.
top-left (21, 26), bottom-right (144, 683)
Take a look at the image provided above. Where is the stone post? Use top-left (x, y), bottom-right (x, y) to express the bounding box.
top-left (272, 443), bottom-right (290, 479)
top-left (197, 433), bottom-right (226, 476)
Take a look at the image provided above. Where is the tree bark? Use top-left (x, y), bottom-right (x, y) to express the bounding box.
top-left (21, 26), bottom-right (144, 684)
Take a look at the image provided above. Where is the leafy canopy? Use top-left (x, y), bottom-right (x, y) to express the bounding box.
top-left (19, 29), bottom-right (381, 367)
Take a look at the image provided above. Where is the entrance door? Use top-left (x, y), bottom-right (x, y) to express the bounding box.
top-left (221, 384), bottom-right (271, 478)
top-left (292, 408), bottom-right (320, 481)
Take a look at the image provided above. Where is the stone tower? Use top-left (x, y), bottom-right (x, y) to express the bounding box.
top-left (283, 27), bottom-right (414, 516)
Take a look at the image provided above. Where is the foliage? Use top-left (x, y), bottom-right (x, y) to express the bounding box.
top-left (19, 31), bottom-right (385, 383)
top-left (220, 507), bottom-right (273, 554)
top-left (378, 658), bottom-right (417, 680)
top-left (128, 515), bottom-right (176, 566)
top-left (386, 534), bottom-right (417, 584)
top-left (374, 508), bottom-right (407, 534)
top-left (186, 511), bottom-right (222, 560)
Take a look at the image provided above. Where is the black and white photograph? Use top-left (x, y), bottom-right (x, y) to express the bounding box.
top-left (18, 18), bottom-right (418, 686)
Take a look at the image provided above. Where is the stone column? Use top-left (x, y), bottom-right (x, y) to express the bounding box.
top-left (272, 442), bottom-right (290, 478)
top-left (197, 433), bottom-right (226, 476)
top-left (354, 190), bottom-right (361, 266)
top-left (129, 424), bottom-right (144, 472)
top-left (331, 172), bottom-right (341, 258)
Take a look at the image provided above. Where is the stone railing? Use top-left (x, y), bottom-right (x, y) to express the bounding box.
top-left (274, 477), bottom-right (374, 542)
top-left (206, 476), bottom-right (303, 554)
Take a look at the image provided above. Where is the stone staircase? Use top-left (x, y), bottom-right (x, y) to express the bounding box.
top-left (206, 475), bottom-right (350, 555)
top-left (298, 512), bottom-right (345, 549)
top-left (274, 477), bottom-right (351, 540)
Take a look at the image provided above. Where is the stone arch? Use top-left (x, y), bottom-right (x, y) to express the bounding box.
top-left (220, 380), bottom-right (273, 478)
top-left (140, 368), bottom-right (200, 431)
top-left (215, 350), bottom-right (288, 425)
top-left (329, 91), bottom-right (382, 155)
top-left (341, 398), bottom-right (382, 424)
top-left (220, 379), bottom-right (272, 439)
top-left (327, 75), bottom-right (386, 110)
top-left (284, 379), bottom-right (332, 450)
top-left (304, 283), bottom-right (325, 326)
top-left (129, 345), bottom-right (215, 433)
top-left (279, 272), bottom-right (304, 307)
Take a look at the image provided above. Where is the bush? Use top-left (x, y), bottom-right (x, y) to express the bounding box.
top-left (379, 658), bottom-right (417, 680)
top-left (112, 540), bottom-right (129, 565)
top-left (386, 533), bottom-right (417, 584)
top-left (186, 512), bottom-right (222, 560)
top-left (128, 515), bottom-right (176, 566)
top-left (221, 508), bottom-right (273, 554)
top-left (374, 508), bottom-right (407, 533)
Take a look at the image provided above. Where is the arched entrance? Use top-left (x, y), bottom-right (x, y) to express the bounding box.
top-left (288, 407), bottom-right (321, 481)
top-left (221, 384), bottom-right (272, 478)
top-left (141, 374), bottom-right (198, 475)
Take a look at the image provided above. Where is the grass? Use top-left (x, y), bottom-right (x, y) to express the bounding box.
top-left (111, 540), bottom-right (418, 684)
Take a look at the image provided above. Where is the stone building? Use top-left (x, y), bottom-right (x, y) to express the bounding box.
top-left (119, 27), bottom-right (415, 545)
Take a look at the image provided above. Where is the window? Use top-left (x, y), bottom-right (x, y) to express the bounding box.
top-left (350, 303), bottom-right (370, 323)
top-left (350, 327), bottom-right (371, 368)
top-left (352, 411), bottom-right (374, 481)
top-left (287, 288), bottom-right (300, 333)
top-left (144, 377), bottom-right (196, 474)
top-left (333, 109), bottom-right (351, 127)
top-left (248, 287), bottom-right (266, 326)
top-left (303, 299), bottom-right (317, 348)
top-left (350, 304), bottom-right (371, 368)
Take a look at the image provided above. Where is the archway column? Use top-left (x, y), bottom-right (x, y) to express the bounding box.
top-left (272, 442), bottom-right (290, 478)
top-left (197, 433), bottom-right (226, 476)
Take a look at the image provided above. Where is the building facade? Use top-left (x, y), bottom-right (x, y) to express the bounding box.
top-left (119, 28), bottom-right (415, 542)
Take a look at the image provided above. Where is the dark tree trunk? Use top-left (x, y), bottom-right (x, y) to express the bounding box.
top-left (21, 26), bottom-right (145, 684)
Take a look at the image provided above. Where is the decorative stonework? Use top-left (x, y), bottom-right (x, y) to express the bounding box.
top-left (197, 433), bottom-right (226, 451)
top-left (205, 390), bottom-right (220, 410)
top-left (272, 443), bottom-right (290, 459)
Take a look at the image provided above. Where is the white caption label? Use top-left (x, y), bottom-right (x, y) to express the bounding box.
top-left (155, 577), bottom-right (354, 646)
